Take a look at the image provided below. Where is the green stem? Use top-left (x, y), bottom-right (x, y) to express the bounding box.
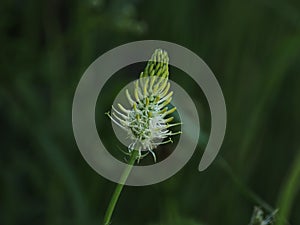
top-left (276, 149), bottom-right (300, 225)
top-left (103, 150), bottom-right (139, 225)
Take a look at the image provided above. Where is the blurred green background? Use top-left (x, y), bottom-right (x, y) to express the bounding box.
top-left (1, 0), bottom-right (300, 224)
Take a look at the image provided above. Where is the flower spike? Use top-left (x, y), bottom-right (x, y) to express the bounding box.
top-left (107, 49), bottom-right (181, 161)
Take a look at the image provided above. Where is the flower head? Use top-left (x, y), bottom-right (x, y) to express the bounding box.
top-left (107, 49), bottom-right (181, 160)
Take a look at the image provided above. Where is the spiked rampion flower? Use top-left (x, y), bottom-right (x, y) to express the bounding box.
top-left (107, 49), bottom-right (181, 161)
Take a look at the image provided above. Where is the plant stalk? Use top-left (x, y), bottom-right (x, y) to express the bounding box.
top-left (103, 150), bottom-right (138, 225)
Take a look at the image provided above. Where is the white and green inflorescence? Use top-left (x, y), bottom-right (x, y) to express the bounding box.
top-left (107, 49), bottom-right (181, 160)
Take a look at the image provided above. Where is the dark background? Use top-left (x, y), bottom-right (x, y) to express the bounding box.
top-left (1, 0), bottom-right (300, 225)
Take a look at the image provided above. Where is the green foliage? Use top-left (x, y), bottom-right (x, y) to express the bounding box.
top-left (1, 0), bottom-right (300, 225)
